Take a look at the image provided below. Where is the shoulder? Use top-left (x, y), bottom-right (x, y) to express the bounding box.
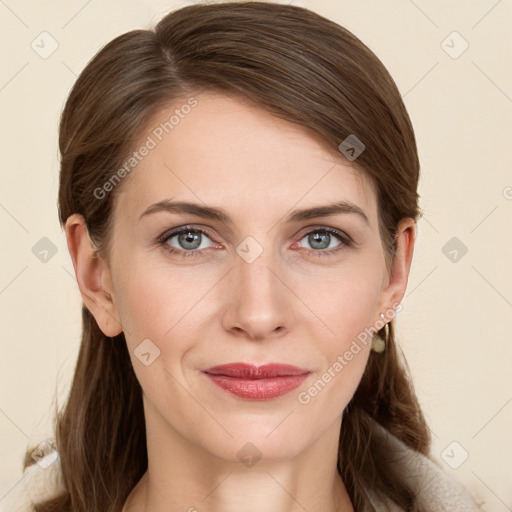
top-left (1, 442), bottom-right (65, 512)
top-left (405, 453), bottom-right (482, 512)
top-left (367, 420), bottom-right (482, 512)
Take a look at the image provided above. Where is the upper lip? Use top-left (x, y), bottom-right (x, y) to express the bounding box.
top-left (203, 363), bottom-right (310, 379)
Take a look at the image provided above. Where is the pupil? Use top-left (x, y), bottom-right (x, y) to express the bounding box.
top-left (310, 231), bottom-right (329, 249)
top-left (179, 231), bottom-right (201, 249)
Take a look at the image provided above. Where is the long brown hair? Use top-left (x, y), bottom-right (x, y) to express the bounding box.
top-left (25, 2), bottom-right (431, 510)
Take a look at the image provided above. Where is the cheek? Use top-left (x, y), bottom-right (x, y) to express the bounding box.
top-left (294, 263), bottom-right (381, 408)
top-left (113, 257), bottom-right (210, 343)
top-left (302, 261), bottom-right (383, 345)
top-left (112, 260), bottom-right (223, 397)
top-left (296, 290), bottom-right (374, 426)
top-left (112, 266), bottom-right (202, 406)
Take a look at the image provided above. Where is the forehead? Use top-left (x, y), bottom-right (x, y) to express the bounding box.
top-left (114, 92), bottom-right (378, 226)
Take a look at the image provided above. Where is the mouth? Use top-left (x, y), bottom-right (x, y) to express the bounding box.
top-left (202, 363), bottom-right (311, 400)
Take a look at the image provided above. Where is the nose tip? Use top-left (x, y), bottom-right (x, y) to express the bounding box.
top-left (222, 252), bottom-right (292, 341)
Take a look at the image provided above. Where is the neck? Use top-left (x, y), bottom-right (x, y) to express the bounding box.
top-left (124, 466), bottom-right (352, 512)
top-left (123, 399), bottom-right (354, 512)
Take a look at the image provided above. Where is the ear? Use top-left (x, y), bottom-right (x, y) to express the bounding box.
top-left (374, 217), bottom-right (417, 324)
top-left (64, 213), bottom-right (123, 337)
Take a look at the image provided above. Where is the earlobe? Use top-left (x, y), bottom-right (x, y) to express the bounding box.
top-left (64, 213), bottom-right (123, 337)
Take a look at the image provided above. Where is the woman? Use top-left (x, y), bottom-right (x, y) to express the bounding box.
top-left (7, 1), bottom-right (482, 511)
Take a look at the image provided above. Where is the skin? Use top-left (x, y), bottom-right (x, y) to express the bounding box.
top-left (65, 92), bottom-right (416, 512)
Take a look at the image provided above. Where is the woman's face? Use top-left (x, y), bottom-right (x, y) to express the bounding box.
top-left (76, 92), bottom-right (413, 462)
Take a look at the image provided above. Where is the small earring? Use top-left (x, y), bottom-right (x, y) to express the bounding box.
top-left (371, 313), bottom-right (387, 353)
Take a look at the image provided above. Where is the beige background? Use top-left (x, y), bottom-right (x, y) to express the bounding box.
top-left (1, 0), bottom-right (511, 509)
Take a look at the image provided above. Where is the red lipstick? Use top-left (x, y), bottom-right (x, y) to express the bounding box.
top-left (202, 363), bottom-right (311, 400)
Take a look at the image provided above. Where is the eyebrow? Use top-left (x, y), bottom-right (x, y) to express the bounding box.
top-left (138, 199), bottom-right (370, 226)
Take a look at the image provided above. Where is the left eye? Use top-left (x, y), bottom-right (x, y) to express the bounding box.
top-left (297, 229), bottom-right (346, 251)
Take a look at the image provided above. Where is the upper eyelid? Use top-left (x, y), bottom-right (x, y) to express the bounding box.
top-left (159, 224), bottom-right (218, 243)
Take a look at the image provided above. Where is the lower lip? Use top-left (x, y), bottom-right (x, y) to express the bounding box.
top-left (204, 373), bottom-right (310, 400)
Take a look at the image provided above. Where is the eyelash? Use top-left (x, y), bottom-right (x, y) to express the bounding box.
top-left (157, 225), bottom-right (353, 259)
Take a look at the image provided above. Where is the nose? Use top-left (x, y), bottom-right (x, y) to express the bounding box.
top-left (221, 247), bottom-right (294, 342)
